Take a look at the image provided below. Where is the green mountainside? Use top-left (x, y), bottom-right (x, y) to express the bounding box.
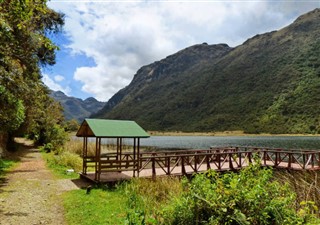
top-left (51, 91), bottom-right (105, 122)
top-left (93, 8), bottom-right (320, 134)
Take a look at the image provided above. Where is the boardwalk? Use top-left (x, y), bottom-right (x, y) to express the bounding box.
top-left (80, 146), bottom-right (320, 183)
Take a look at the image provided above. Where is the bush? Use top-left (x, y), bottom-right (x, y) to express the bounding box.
top-left (159, 163), bottom-right (320, 225)
top-left (124, 177), bottom-right (183, 224)
top-left (50, 151), bottom-right (82, 172)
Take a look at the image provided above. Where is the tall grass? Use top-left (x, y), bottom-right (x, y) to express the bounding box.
top-left (41, 138), bottom-right (86, 178)
top-left (64, 139), bottom-right (96, 156)
top-left (61, 168), bottom-right (320, 224)
top-left (274, 170), bottom-right (320, 212)
top-left (62, 177), bottom-right (182, 224)
top-left (124, 177), bottom-right (183, 224)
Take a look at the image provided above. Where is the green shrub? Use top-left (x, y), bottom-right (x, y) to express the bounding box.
top-left (160, 163), bottom-right (320, 225)
top-left (124, 177), bottom-right (183, 224)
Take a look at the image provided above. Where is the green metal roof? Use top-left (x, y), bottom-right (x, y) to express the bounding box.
top-left (76, 119), bottom-right (150, 138)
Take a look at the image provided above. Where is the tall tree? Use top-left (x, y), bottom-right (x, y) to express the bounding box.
top-left (0, 0), bottom-right (65, 148)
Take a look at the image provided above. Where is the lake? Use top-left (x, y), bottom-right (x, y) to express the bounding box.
top-left (101, 135), bottom-right (320, 150)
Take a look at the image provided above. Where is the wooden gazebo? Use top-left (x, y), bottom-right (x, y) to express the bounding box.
top-left (76, 119), bottom-right (150, 181)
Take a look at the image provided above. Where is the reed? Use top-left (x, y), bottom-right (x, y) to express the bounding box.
top-left (274, 169), bottom-right (320, 214)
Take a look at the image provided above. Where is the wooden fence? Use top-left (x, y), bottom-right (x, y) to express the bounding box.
top-left (82, 147), bottom-right (320, 181)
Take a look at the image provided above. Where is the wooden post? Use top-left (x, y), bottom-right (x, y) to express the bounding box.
top-left (137, 138), bottom-right (140, 177)
top-left (116, 138), bottom-right (119, 161)
top-left (120, 138), bottom-right (122, 161)
top-left (238, 152), bottom-right (242, 168)
top-left (133, 138), bottom-right (136, 177)
top-left (218, 153), bottom-right (221, 170)
top-left (181, 156), bottom-right (186, 175)
top-left (167, 157), bottom-right (171, 175)
top-left (97, 137), bottom-right (101, 181)
top-left (194, 155), bottom-right (198, 173)
top-left (82, 137), bottom-right (87, 174)
top-left (95, 137), bottom-right (99, 181)
top-left (303, 153), bottom-right (306, 169)
top-left (288, 153), bottom-right (292, 168)
top-left (248, 152), bottom-right (252, 164)
top-left (152, 157), bottom-right (156, 180)
top-left (229, 153), bottom-right (233, 170)
top-left (275, 150), bottom-right (280, 166)
top-left (206, 154), bottom-right (211, 170)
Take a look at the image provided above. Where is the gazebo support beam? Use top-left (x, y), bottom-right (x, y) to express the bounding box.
top-left (137, 138), bottom-right (140, 177)
top-left (82, 137), bottom-right (88, 174)
top-left (133, 138), bottom-right (136, 177)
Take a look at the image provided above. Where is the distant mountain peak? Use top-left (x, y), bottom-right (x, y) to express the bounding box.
top-left (50, 90), bottom-right (105, 122)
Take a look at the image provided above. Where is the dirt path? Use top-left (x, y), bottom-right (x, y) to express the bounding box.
top-left (0, 139), bottom-right (88, 225)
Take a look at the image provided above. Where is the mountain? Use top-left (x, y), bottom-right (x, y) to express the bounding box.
top-left (51, 91), bottom-right (105, 122)
top-left (93, 8), bottom-right (320, 134)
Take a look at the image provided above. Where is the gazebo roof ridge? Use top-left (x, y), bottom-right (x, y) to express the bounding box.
top-left (76, 118), bottom-right (150, 138)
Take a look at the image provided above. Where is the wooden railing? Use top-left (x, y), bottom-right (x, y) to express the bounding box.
top-left (83, 147), bottom-right (320, 180)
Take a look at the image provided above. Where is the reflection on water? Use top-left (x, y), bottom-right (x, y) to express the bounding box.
top-left (99, 136), bottom-right (320, 150)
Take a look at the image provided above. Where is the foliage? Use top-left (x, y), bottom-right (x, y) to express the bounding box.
top-left (0, 158), bottom-right (16, 178)
top-left (64, 119), bottom-right (80, 132)
top-left (160, 164), bottom-right (320, 225)
top-left (0, 85), bottom-right (25, 131)
top-left (124, 177), bottom-right (183, 224)
top-left (0, 0), bottom-right (66, 150)
top-left (274, 170), bottom-right (320, 217)
top-left (41, 150), bottom-right (81, 179)
top-left (61, 168), bottom-right (320, 225)
top-left (21, 84), bottom-right (67, 149)
top-left (122, 162), bottom-right (320, 225)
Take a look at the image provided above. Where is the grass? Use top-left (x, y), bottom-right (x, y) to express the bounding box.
top-left (59, 170), bottom-right (320, 225)
top-left (274, 170), bottom-right (320, 211)
top-left (0, 158), bottom-right (17, 178)
top-left (61, 177), bottom-right (182, 225)
top-left (62, 186), bottom-right (127, 225)
top-left (41, 151), bottom-right (80, 179)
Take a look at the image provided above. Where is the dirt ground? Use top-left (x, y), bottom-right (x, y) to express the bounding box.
top-left (0, 138), bottom-right (89, 225)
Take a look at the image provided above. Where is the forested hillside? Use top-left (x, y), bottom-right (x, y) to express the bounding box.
top-left (94, 8), bottom-right (320, 134)
top-left (0, 0), bottom-right (65, 151)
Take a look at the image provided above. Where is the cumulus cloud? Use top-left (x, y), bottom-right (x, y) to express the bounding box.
top-left (42, 74), bottom-right (71, 95)
top-left (48, 1), bottom-right (319, 101)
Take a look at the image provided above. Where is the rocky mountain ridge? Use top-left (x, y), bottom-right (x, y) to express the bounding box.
top-left (51, 91), bottom-right (105, 122)
top-left (94, 8), bottom-right (320, 134)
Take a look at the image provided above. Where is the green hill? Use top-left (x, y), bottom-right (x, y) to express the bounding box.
top-left (93, 8), bottom-right (320, 134)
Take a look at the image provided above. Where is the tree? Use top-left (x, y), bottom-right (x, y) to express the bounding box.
top-left (0, 0), bottom-right (65, 149)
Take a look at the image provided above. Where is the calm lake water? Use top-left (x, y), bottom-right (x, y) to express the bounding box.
top-left (99, 136), bottom-right (320, 150)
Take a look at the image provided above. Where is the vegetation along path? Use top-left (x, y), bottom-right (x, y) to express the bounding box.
top-left (0, 138), bottom-right (85, 225)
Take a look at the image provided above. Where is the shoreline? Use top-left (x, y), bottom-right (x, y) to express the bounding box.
top-left (148, 130), bottom-right (320, 137)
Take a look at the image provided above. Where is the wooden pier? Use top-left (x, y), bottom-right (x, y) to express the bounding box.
top-left (80, 146), bottom-right (320, 183)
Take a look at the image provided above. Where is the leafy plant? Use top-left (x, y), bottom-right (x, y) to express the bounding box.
top-left (161, 163), bottom-right (320, 224)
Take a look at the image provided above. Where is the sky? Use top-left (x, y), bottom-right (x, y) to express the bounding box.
top-left (42, 0), bottom-right (320, 102)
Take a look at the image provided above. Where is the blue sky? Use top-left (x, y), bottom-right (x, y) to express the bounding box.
top-left (42, 0), bottom-right (320, 102)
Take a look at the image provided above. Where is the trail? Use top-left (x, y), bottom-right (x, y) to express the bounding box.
top-left (0, 139), bottom-right (86, 225)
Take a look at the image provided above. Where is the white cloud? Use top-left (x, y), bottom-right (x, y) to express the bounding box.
top-left (48, 1), bottom-right (319, 101)
top-left (42, 74), bottom-right (71, 95)
top-left (54, 75), bottom-right (65, 82)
